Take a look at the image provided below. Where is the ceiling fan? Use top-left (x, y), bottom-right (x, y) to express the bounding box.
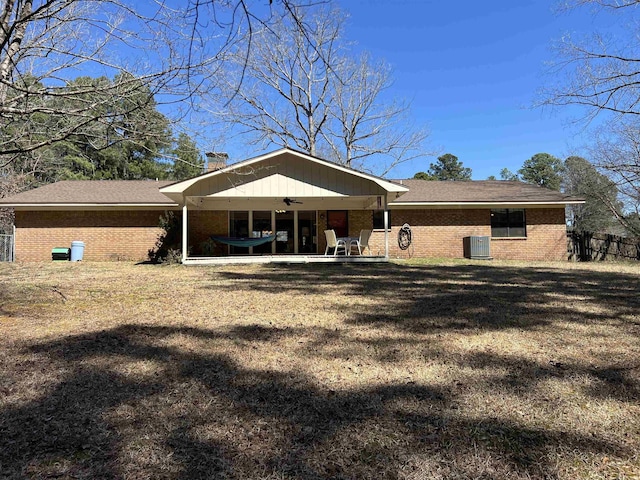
top-left (282, 197), bottom-right (303, 206)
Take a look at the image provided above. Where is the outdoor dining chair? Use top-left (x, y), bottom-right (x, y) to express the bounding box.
top-left (324, 229), bottom-right (347, 256)
top-left (349, 229), bottom-right (372, 255)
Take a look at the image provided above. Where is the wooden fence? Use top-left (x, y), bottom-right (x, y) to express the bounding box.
top-left (568, 231), bottom-right (640, 261)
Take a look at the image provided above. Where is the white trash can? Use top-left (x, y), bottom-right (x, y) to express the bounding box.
top-left (70, 241), bottom-right (85, 261)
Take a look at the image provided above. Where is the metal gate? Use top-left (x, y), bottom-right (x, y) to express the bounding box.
top-left (0, 233), bottom-right (14, 262)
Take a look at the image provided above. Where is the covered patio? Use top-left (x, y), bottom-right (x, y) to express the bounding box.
top-left (159, 149), bottom-right (408, 264)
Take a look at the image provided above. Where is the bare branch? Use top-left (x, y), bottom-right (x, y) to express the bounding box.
top-left (0, 0), bottom-right (323, 162)
top-left (205, 3), bottom-right (431, 176)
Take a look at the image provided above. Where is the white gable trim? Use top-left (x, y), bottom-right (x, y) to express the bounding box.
top-left (160, 148), bottom-right (408, 201)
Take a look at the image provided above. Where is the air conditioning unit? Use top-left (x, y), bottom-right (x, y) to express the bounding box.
top-left (463, 236), bottom-right (492, 259)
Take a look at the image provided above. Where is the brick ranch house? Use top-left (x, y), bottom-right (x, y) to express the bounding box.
top-left (0, 148), bottom-right (583, 263)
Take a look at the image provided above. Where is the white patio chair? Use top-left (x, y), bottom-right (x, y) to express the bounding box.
top-left (349, 229), bottom-right (372, 256)
top-left (324, 229), bottom-right (347, 256)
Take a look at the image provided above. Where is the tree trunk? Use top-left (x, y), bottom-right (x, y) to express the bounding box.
top-left (0, 0), bottom-right (32, 104)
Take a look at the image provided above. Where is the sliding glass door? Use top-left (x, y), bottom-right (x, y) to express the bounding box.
top-left (229, 210), bottom-right (318, 255)
top-left (275, 211), bottom-right (294, 253)
top-left (229, 211), bottom-right (249, 254)
top-left (252, 211), bottom-right (273, 254)
top-left (298, 211), bottom-right (317, 253)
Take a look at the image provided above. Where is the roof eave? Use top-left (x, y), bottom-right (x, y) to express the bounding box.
top-left (6, 203), bottom-right (179, 211)
top-left (390, 200), bottom-right (585, 208)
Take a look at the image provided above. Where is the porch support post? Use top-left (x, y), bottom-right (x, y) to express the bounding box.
top-left (384, 195), bottom-right (389, 259)
top-left (182, 202), bottom-right (188, 263)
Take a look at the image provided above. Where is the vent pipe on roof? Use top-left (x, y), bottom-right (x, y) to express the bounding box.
top-left (205, 152), bottom-right (228, 172)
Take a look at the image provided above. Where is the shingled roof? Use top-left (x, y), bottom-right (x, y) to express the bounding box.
top-left (389, 180), bottom-right (582, 205)
top-left (0, 178), bottom-right (582, 207)
top-left (0, 180), bottom-right (177, 206)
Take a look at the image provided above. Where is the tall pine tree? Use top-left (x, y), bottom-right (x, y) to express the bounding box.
top-left (413, 153), bottom-right (472, 181)
top-left (171, 133), bottom-right (204, 180)
top-left (518, 153), bottom-right (564, 190)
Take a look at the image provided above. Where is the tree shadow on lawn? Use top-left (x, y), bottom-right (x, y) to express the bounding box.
top-left (0, 324), bottom-right (633, 479)
top-left (457, 350), bottom-right (640, 405)
top-left (211, 262), bottom-right (640, 407)
top-left (210, 262), bottom-right (640, 333)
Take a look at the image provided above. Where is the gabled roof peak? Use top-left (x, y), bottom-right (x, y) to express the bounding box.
top-left (159, 148), bottom-right (408, 200)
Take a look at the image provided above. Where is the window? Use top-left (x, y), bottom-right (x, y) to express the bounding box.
top-left (372, 210), bottom-right (391, 230)
top-left (491, 209), bottom-right (526, 238)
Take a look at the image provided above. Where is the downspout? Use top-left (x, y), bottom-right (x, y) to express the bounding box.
top-left (182, 201), bottom-right (188, 263)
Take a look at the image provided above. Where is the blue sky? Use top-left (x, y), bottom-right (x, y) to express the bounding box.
top-left (332, 0), bottom-right (599, 179)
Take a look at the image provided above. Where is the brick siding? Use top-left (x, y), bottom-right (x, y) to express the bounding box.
top-left (490, 208), bottom-right (567, 261)
top-left (14, 210), bottom-right (176, 262)
top-left (187, 210), bottom-right (228, 256)
top-left (14, 207), bottom-right (568, 262)
top-left (366, 207), bottom-right (567, 261)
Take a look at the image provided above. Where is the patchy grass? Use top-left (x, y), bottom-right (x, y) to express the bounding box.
top-left (0, 259), bottom-right (639, 479)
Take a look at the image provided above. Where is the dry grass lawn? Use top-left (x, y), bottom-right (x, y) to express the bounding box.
top-left (0, 259), bottom-right (639, 479)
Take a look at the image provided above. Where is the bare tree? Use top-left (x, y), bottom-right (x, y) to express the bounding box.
top-left (325, 53), bottom-right (430, 175)
top-left (211, 4), bottom-right (339, 157)
top-left (542, 0), bottom-right (640, 234)
top-left (556, 0), bottom-right (640, 12)
top-left (0, 1), bottom-right (318, 163)
top-left (1, 1), bottom-right (178, 161)
top-left (587, 121), bottom-right (640, 234)
top-left (544, 1), bottom-right (640, 119)
top-left (208, 4), bottom-right (431, 176)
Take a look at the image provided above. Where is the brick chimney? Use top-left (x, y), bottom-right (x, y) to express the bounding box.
top-left (205, 152), bottom-right (228, 172)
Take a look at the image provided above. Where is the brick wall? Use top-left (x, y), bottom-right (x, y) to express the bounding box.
top-left (490, 208), bottom-right (567, 261)
top-left (14, 210), bottom-right (176, 262)
top-left (15, 206), bottom-right (568, 262)
top-left (365, 207), bottom-right (567, 261)
top-left (14, 210), bottom-right (235, 261)
top-left (367, 209), bottom-right (488, 258)
top-left (187, 210), bottom-right (228, 256)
